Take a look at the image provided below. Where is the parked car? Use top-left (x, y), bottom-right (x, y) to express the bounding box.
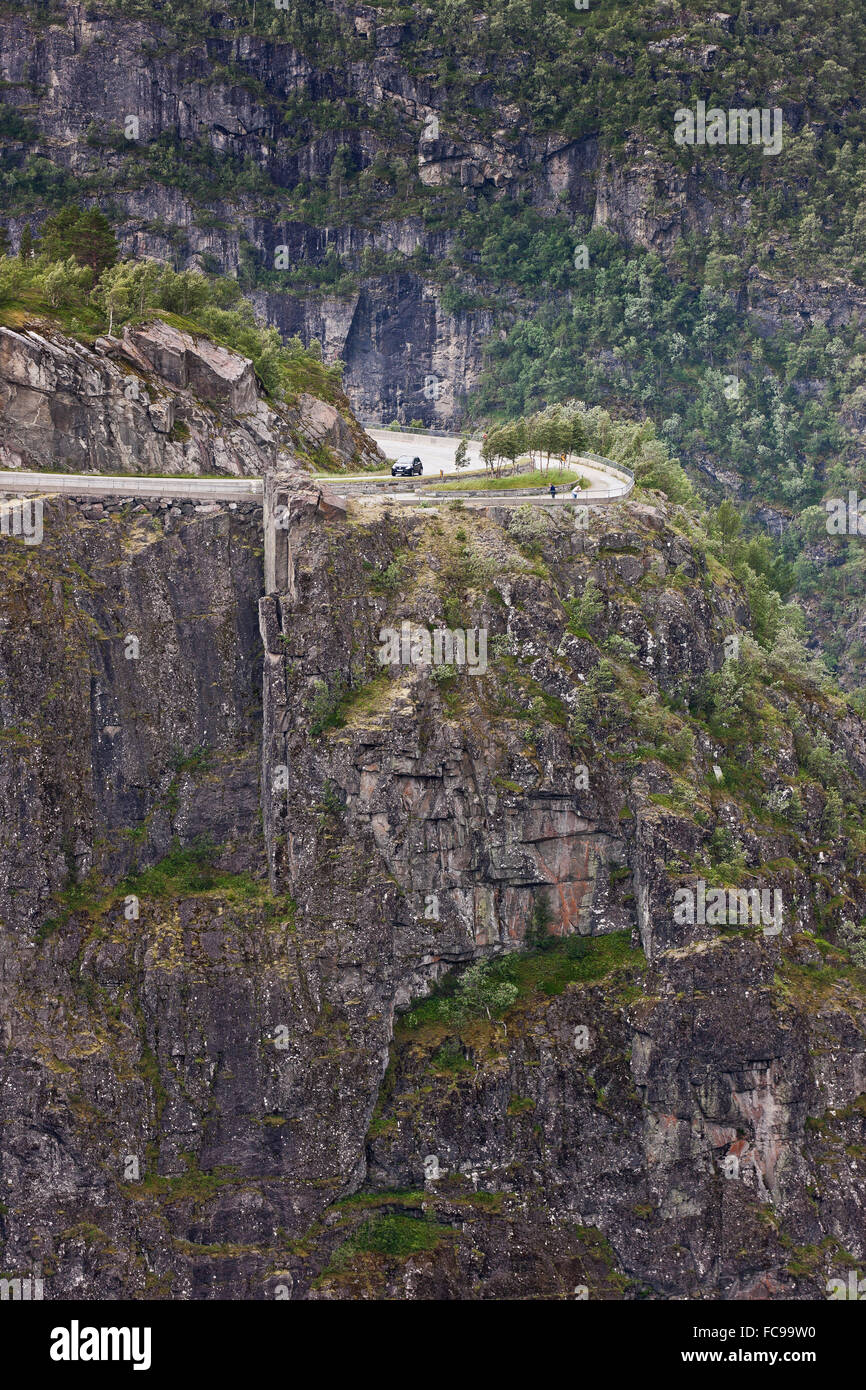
top-left (391, 455), bottom-right (423, 476)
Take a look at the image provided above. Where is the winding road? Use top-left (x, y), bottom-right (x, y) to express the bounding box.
top-left (344, 427), bottom-right (633, 505)
top-left (0, 430), bottom-right (632, 508)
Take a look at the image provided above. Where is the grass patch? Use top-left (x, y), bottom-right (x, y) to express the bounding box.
top-left (400, 930), bottom-right (643, 1036)
top-left (36, 838), bottom-right (294, 940)
top-left (507, 930), bottom-right (642, 1001)
top-left (437, 468), bottom-right (585, 493)
top-left (326, 1213), bottom-right (451, 1272)
top-left (309, 671), bottom-right (392, 737)
top-left (774, 955), bottom-right (866, 1012)
top-left (493, 776), bottom-right (525, 794)
top-left (507, 1094), bottom-right (535, 1116)
top-left (364, 555), bottom-right (405, 592)
top-left (121, 840), bottom-right (260, 900)
top-left (125, 1154), bottom-right (239, 1204)
top-left (429, 1038), bottom-right (473, 1074)
top-left (334, 1190), bottom-right (428, 1212)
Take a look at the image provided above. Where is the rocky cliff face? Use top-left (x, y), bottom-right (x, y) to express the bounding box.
top-left (2, 2), bottom-right (861, 434)
top-left (1, 461), bottom-right (864, 1299)
top-left (251, 279), bottom-right (495, 429)
top-left (0, 319), bottom-right (381, 474)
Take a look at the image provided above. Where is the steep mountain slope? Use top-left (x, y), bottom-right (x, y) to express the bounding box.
top-left (1, 0), bottom-right (863, 681)
top-left (1, 1), bottom-right (862, 437)
top-left (0, 3), bottom-right (865, 1304)
top-left (0, 357), bottom-right (864, 1295)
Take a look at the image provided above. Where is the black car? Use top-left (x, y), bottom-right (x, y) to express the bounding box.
top-left (391, 454), bottom-right (423, 477)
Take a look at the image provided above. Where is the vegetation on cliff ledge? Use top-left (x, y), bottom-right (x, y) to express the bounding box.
top-left (0, 208), bottom-right (345, 405)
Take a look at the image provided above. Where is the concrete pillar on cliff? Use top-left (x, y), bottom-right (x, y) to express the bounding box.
top-left (259, 464), bottom-right (348, 892)
top-left (263, 466), bottom-right (348, 599)
top-left (263, 468), bottom-right (294, 598)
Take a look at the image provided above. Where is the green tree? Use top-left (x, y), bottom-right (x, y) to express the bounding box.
top-left (484, 425), bottom-right (511, 476)
top-left (0, 254), bottom-right (29, 308)
top-left (511, 416), bottom-right (528, 460)
top-left (715, 499), bottom-right (743, 553)
top-left (529, 411), bottom-right (556, 472)
top-left (39, 206), bottom-right (117, 275)
top-left (498, 421), bottom-right (523, 472)
top-left (570, 412), bottom-right (588, 456)
top-left (840, 920), bottom-right (866, 969)
top-left (39, 255), bottom-right (94, 309)
top-left (153, 266), bottom-right (211, 318)
top-left (565, 579), bottom-right (603, 634)
top-left (92, 259), bottom-right (162, 332)
top-left (441, 960), bottom-right (518, 1025)
top-left (820, 787), bottom-right (843, 841)
top-left (551, 410), bottom-right (572, 464)
top-left (328, 145), bottom-right (351, 203)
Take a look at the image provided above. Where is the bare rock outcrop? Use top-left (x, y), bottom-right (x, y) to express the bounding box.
top-left (0, 321), bottom-right (380, 476)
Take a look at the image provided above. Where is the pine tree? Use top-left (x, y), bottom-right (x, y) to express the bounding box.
top-left (39, 206), bottom-right (117, 275)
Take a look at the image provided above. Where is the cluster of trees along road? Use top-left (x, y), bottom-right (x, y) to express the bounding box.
top-left (478, 402), bottom-right (593, 476)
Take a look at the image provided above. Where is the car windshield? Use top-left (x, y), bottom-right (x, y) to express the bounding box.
top-left (395, 456), bottom-right (414, 464)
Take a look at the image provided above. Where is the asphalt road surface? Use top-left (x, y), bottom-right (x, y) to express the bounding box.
top-left (356, 427), bottom-right (631, 500)
top-left (0, 470), bottom-right (262, 501)
top-left (363, 427), bottom-right (483, 476)
top-left (0, 433), bottom-right (630, 508)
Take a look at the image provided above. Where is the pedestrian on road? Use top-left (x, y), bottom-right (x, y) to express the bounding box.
top-left (549, 484), bottom-right (557, 499)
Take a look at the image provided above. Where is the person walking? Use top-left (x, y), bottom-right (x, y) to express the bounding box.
top-left (549, 483), bottom-right (557, 499)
